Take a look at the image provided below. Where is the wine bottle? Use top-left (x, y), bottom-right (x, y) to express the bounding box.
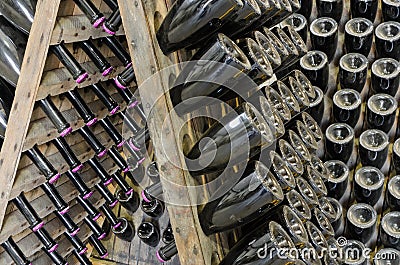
top-left (115, 188), bottom-right (139, 213)
top-left (358, 129), bottom-right (389, 169)
top-left (25, 145), bottom-right (61, 184)
top-left (100, 117), bottom-right (124, 148)
top-left (65, 170), bottom-right (93, 199)
top-left (169, 33), bottom-right (253, 115)
top-left (351, 0), bottom-right (378, 21)
top-left (95, 183), bottom-right (118, 208)
top-left (375, 21), bottom-right (400, 60)
top-left (263, 86), bottom-right (293, 121)
top-left (88, 235), bottom-right (108, 258)
top-left (123, 139), bottom-right (145, 167)
top-left (380, 211), bottom-right (400, 249)
top-left (332, 89), bottom-right (362, 127)
top-left (77, 195), bottom-right (101, 221)
top-left (251, 31), bottom-right (282, 70)
top-left (312, 204), bottom-right (335, 238)
top-left (0, 26), bottom-right (23, 87)
top-left (65, 89), bottom-right (97, 126)
top-left (199, 160), bottom-right (284, 235)
top-left (0, 0), bottom-right (34, 35)
top-left (296, 177), bottom-right (319, 207)
top-left (162, 223), bottom-right (174, 244)
top-left (236, 38), bottom-right (274, 84)
top-left (13, 193), bottom-right (44, 232)
top-left (279, 76), bottom-right (310, 111)
top-left (325, 123), bottom-right (354, 163)
top-left (353, 166), bottom-right (384, 206)
top-left (186, 102), bottom-right (273, 176)
top-left (326, 197), bottom-right (344, 236)
top-left (41, 182), bottom-right (69, 215)
top-left (385, 175), bottom-right (400, 211)
top-left (34, 227), bottom-right (58, 253)
top-left (341, 240), bottom-right (367, 265)
top-left (344, 18), bottom-right (374, 57)
top-left (49, 141), bottom-right (77, 171)
top-left (264, 0), bottom-right (295, 28)
top-left (142, 181), bottom-right (163, 203)
top-left (300, 50), bottom-right (329, 92)
top-left (324, 160), bottom-right (349, 200)
top-left (54, 210), bottom-right (80, 236)
top-left (218, 221), bottom-right (296, 265)
top-left (220, 0), bottom-right (261, 38)
top-left (73, 0), bottom-right (105, 28)
top-left (306, 221), bottom-right (328, 254)
top-left (103, 9), bottom-right (121, 35)
top-left (87, 157), bottom-right (113, 185)
top-left (119, 111), bottom-right (141, 134)
top-left (84, 216), bottom-right (106, 240)
top-left (270, 27), bottom-right (299, 71)
top-left (50, 43), bottom-right (89, 84)
top-left (1, 237), bottom-right (31, 265)
top-left (269, 150), bottom-right (296, 192)
top-left (304, 166), bottom-right (328, 198)
top-left (366, 93), bottom-right (397, 133)
top-left (78, 126), bottom-right (108, 158)
top-left (345, 203), bottom-right (377, 244)
top-left (65, 232), bottom-right (87, 255)
top-left (89, 83), bottom-right (120, 115)
top-left (155, 0), bottom-right (244, 54)
top-left (278, 139), bottom-right (304, 177)
top-left (111, 170), bottom-right (134, 195)
top-left (316, 0), bottom-right (343, 22)
top-left (241, 0), bottom-right (282, 34)
top-left (287, 130), bottom-right (311, 163)
top-left (157, 241), bottom-right (178, 263)
top-left (281, 13), bottom-right (308, 43)
top-left (39, 97), bottom-right (72, 137)
top-left (137, 221), bottom-right (160, 247)
top-left (42, 247), bottom-right (67, 265)
top-left (310, 17), bottom-right (339, 62)
top-left (141, 198), bottom-right (165, 220)
top-left (73, 250), bottom-right (92, 265)
top-left (102, 36), bottom-right (131, 67)
top-left (113, 66), bottom-right (135, 90)
top-left (101, 205), bottom-right (135, 241)
top-left (108, 145), bottom-right (130, 172)
top-left (371, 58), bottom-right (400, 96)
top-left (382, 0), bottom-right (400, 22)
top-left (339, 53), bottom-right (368, 92)
top-left (79, 40), bottom-right (113, 76)
top-left (281, 25), bottom-right (308, 60)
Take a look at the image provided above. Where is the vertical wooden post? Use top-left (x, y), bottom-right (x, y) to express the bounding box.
top-left (117, 0), bottom-right (217, 264)
top-left (0, 0), bottom-right (61, 230)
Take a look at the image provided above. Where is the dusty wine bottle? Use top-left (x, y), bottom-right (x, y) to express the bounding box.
top-left (65, 89), bottom-right (97, 126)
top-left (114, 66), bottom-right (135, 90)
top-left (79, 40), bottom-right (113, 76)
top-left (156, 241), bottom-right (178, 263)
top-left (116, 188), bottom-right (139, 213)
top-left (73, 0), bottom-right (105, 28)
top-left (358, 129), bottom-right (389, 169)
top-left (52, 137), bottom-right (83, 172)
top-left (354, 166), bottom-right (385, 206)
top-left (41, 182), bottom-right (69, 215)
top-left (137, 221), bottom-right (160, 247)
top-left (39, 97), bottom-right (72, 137)
top-left (26, 146), bottom-right (61, 184)
top-left (13, 193), bottom-right (44, 232)
top-left (103, 9), bottom-right (121, 35)
top-left (1, 237), bottom-right (31, 265)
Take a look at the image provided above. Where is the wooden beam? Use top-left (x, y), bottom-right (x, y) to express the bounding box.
top-left (0, 0), bottom-right (62, 231)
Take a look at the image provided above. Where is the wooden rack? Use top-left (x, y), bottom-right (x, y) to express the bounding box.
top-left (0, 0), bottom-right (134, 264)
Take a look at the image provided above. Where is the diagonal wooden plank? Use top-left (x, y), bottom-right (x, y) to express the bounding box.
top-left (0, 0), bottom-right (62, 230)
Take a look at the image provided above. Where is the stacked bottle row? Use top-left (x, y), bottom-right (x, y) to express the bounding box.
top-left (0, 0), bottom-right (158, 264)
top-left (299, 0), bottom-right (400, 263)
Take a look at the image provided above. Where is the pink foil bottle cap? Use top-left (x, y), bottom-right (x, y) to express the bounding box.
top-left (60, 127), bottom-right (73, 137)
top-left (58, 206), bottom-right (70, 215)
top-left (114, 77), bottom-right (126, 89)
top-left (76, 72), bottom-right (89, 84)
top-left (97, 149), bottom-right (108, 158)
top-left (72, 164), bottom-right (84, 173)
top-left (102, 23), bottom-right (116, 35)
top-left (98, 232), bottom-right (107, 240)
top-left (128, 100), bottom-right (139, 109)
top-left (117, 140), bottom-right (126, 148)
top-left (126, 188), bottom-right (134, 195)
top-left (104, 178), bottom-right (113, 186)
top-left (49, 244), bottom-right (59, 253)
top-left (49, 173), bottom-right (61, 184)
top-left (138, 157), bottom-right (146, 165)
top-left (86, 117), bottom-right (98, 127)
top-left (113, 221), bottom-right (122, 229)
top-left (102, 66), bottom-right (113, 76)
top-left (110, 199), bottom-right (119, 208)
top-left (79, 247), bottom-right (88, 255)
top-left (156, 251), bottom-right (167, 263)
top-left (101, 252), bottom-right (109, 259)
top-left (141, 190), bottom-right (152, 203)
top-left (125, 62), bottom-right (132, 68)
top-left (110, 105), bottom-right (120, 115)
top-left (93, 213), bottom-right (102, 221)
top-left (32, 221), bottom-right (45, 232)
top-left (122, 166), bottom-right (131, 173)
top-left (128, 140), bottom-right (141, 151)
top-left (83, 191), bottom-right (94, 200)
top-left (70, 227), bottom-right (80, 237)
top-left (93, 17), bottom-right (106, 28)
